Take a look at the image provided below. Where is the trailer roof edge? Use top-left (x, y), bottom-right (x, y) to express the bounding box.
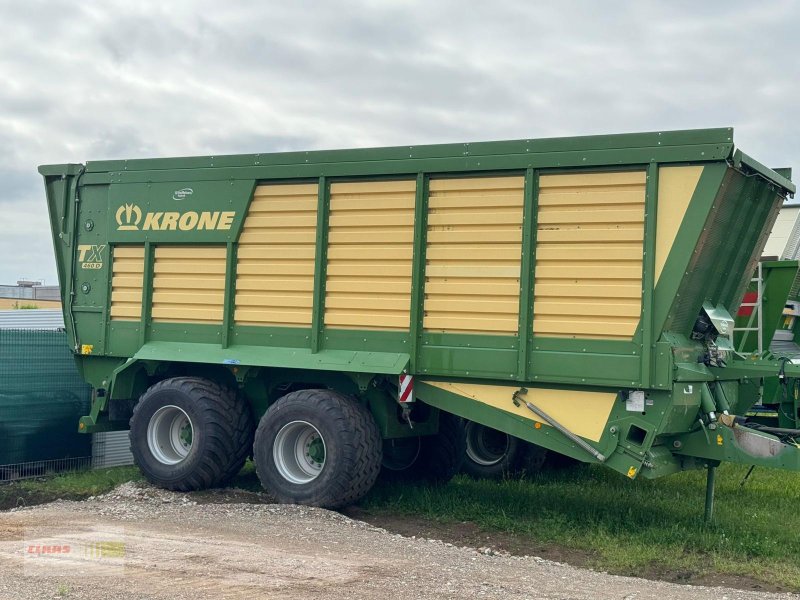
top-left (733, 150), bottom-right (796, 195)
top-left (77, 127), bottom-right (736, 174)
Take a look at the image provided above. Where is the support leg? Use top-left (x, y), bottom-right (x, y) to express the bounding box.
top-left (704, 465), bottom-right (716, 523)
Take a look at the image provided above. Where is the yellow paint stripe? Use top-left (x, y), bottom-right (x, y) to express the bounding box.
top-left (535, 265), bottom-right (642, 279)
top-left (113, 246), bottom-right (145, 259)
top-left (538, 190), bottom-right (646, 206)
top-left (536, 229), bottom-right (644, 243)
top-left (326, 280), bottom-right (411, 294)
top-left (425, 280), bottom-right (520, 296)
top-left (330, 180), bottom-right (416, 194)
top-left (536, 245), bottom-right (642, 260)
top-left (254, 183), bottom-right (318, 196)
top-left (537, 209), bottom-right (644, 225)
top-left (430, 177), bottom-right (524, 192)
top-left (540, 171), bottom-right (646, 187)
top-left (234, 309), bottom-right (313, 326)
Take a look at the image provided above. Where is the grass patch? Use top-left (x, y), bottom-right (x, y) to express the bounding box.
top-left (361, 463), bottom-right (800, 590)
top-left (12, 302), bottom-right (40, 309)
top-left (0, 466), bottom-right (141, 510)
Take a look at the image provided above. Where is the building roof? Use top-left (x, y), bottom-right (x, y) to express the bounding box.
top-left (0, 309), bottom-right (65, 330)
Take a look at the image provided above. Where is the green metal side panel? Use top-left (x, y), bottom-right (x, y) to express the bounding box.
top-left (129, 341), bottom-right (409, 375)
top-left (0, 329), bottom-right (91, 466)
top-left (40, 128), bottom-right (795, 399)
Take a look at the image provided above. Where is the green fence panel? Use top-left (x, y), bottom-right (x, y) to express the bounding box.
top-left (0, 329), bottom-right (91, 466)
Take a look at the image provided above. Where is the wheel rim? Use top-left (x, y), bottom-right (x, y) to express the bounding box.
top-left (465, 422), bottom-right (510, 467)
top-left (273, 421), bottom-right (326, 484)
top-left (147, 405), bottom-right (194, 465)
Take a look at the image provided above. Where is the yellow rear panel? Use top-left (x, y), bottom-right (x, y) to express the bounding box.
top-left (424, 176), bottom-right (524, 334)
top-left (424, 381), bottom-right (616, 442)
top-left (110, 245), bottom-right (144, 321)
top-left (533, 171), bottom-right (646, 340)
top-left (235, 183), bottom-right (318, 326)
top-left (152, 245), bottom-right (226, 324)
top-left (654, 166), bottom-right (703, 284)
top-left (325, 180), bottom-right (416, 330)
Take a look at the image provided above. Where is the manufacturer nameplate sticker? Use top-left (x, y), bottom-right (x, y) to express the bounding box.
top-left (626, 390), bottom-right (645, 412)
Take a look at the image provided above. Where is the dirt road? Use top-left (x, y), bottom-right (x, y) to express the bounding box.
top-left (0, 483), bottom-right (796, 600)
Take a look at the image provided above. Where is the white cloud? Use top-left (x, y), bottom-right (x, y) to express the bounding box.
top-left (0, 0), bottom-right (798, 284)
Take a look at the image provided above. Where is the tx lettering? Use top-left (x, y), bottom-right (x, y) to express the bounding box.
top-left (77, 244), bottom-right (106, 269)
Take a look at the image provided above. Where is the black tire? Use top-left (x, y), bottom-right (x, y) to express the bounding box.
top-left (517, 442), bottom-right (549, 475)
top-left (381, 411), bottom-right (465, 484)
top-left (462, 421), bottom-right (521, 479)
top-left (542, 451), bottom-right (582, 470)
top-left (129, 377), bottom-right (254, 492)
top-left (253, 389), bottom-right (382, 508)
top-left (462, 421), bottom-right (549, 479)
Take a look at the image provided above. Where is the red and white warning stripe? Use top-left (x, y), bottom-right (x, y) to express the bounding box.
top-left (399, 374), bottom-right (414, 403)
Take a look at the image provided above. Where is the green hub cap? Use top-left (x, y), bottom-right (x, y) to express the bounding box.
top-left (306, 436), bottom-right (325, 465)
top-left (179, 421), bottom-right (193, 447)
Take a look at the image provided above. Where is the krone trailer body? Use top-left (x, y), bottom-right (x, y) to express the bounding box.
top-left (40, 128), bottom-right (800, 509)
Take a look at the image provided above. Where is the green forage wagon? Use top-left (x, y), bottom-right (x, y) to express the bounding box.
top-left (40, 128), bottom-right (799, 514)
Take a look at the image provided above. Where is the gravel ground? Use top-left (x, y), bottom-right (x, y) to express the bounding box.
top-left (0, 483), bottom-right (797, 600)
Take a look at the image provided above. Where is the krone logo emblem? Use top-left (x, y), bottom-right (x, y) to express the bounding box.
top-left (116, 204), bottom-right (142, 230)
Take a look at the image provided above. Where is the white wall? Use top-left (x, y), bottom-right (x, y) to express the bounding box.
top-left (764, 206), bottom-right (800, 258)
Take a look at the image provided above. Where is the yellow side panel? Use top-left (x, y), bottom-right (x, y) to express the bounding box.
top-left (152, 246), bottom-right (226, 324)
top-left (110, 245), bottom-right (144, 321)
top-left (655, 166), bottom-right (704, 284)
top-left (424, 176), bottom-right (524, 334)
top-left (424, 381), bottom-right (616, 442)
top-left (533, 171), bottom-right (646, 340)
top-left (325, 180), bottom-right (415, 330)
top-left (235, 183), bottom-right (318, 326)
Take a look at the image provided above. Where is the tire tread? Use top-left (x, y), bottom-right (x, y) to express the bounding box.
top-left (129, 376), bottom-right (254, 492)
top-left (253, 389), bottom-right (381, 508)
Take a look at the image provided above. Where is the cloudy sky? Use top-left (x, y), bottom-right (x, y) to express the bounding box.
top-left (1, 0), bottom-right (798, 286)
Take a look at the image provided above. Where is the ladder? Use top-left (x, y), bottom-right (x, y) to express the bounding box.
top-left (734, 262), bottom-right (764, 356)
